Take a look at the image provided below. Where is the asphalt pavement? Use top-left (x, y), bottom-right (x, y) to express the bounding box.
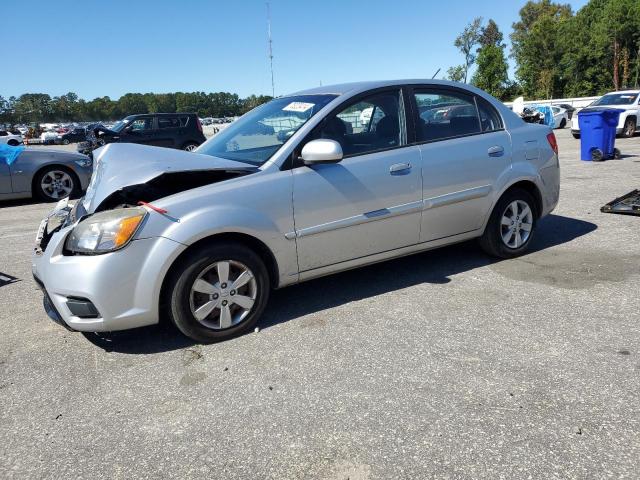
top-left (1, 129), bottom-right (639, 479)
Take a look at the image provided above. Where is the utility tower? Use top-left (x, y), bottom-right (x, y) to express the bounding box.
top-left (267, 2), bottom-right (275, 98)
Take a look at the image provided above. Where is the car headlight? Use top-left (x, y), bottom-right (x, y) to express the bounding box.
top-left (74, 158), bottom-right (92, 168)
top-left (65, 207), bottom-right (146, 254)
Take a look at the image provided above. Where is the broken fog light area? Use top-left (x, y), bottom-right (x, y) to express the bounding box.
top-left (601, 190), bottom-right (640, 216)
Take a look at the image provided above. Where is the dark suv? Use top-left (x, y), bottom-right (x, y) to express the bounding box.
top-left (78, 113), bottom-right (206, 154)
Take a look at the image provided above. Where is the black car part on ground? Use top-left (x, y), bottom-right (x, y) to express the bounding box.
top-left (94, 168), bottom-right (258, 212)
top-left (601, 190), bottom-right (640, 216)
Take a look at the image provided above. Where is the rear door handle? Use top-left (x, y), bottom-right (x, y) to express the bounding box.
top-left (389, 162), bottom-right (412, 175)
top-left (488, 146), bottom-right (504, 157)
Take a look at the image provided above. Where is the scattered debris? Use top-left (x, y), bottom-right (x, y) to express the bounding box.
top-left (55, 414), bottom-right (62, 420)
top-left (617, 349), bottom-right (631, 356)
top-left (254, 327), bottom-right (260, 333)
top-left (576, 427), bottom-right (583, 435)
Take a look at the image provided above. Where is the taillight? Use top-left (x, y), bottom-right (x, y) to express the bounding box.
top-left (546, 132), bottom-right (558, 155)
top-left (196, 117), bottom-right (203, 133)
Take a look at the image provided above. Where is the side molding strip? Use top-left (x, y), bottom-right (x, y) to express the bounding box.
top-left (423, 185), bottom-right (492, 210)
top-left (285, 200), bottom-right (422, 240)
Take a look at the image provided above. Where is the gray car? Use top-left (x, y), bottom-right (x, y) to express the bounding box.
top-left (32, 80), bottom-right (560, 343)
top-left (0, 148), bottom-right (93, 201)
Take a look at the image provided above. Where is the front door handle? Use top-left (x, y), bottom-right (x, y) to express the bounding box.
top-left (389, 162), bottom-right (412, 175)
top-left (488, 146), bottom-right (504, 157)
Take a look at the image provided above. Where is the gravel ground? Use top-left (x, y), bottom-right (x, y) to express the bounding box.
top-left (1, 129), bottom-right (639, 479)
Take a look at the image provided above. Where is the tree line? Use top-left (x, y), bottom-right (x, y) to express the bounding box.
top-left (447, 0), bottom-right (640, 100)
top-left (0, 92), bottom-right (273, 125)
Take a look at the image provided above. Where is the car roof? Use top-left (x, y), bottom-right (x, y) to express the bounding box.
top-left (286, 79), bottom-right (484, 97)
top-left (605, 90), bottom-right (640, 94)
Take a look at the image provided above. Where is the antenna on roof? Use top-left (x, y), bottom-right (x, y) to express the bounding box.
top-left (431, 68), bottom-right (441, 79)
top-left (266, 2), bottom-right (275, 98)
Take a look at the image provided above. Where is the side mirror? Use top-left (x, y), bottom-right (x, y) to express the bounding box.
top-left (300, 139), bottom-right (343, 165)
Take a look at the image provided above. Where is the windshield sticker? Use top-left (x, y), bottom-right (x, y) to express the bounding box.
top-left (283, 102), bottom-right (315, 113)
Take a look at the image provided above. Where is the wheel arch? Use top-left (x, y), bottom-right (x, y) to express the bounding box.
top-left (494, 180), bottom-right (544, 220)
top-left (159, 231), bottom-right (281, 315)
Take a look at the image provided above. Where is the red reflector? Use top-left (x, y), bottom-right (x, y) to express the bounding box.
top-left (196, 117), bottom-right (203, 133)
top-left (547, 132), bottom-right (558, 155)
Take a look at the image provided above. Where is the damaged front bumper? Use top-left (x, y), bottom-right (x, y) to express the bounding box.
top-left (32, 206), bottom-right (187, 332)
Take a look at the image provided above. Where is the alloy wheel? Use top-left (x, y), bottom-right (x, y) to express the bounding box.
top-left (189, 260), bottom-right (257, 330)
top-left (40, 170), bottom-right (74, 200)
top-left (500, 200), bottom-right (533, 249)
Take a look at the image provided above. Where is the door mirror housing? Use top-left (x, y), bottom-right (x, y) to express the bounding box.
top-left (300, 139), bottom-right (343, 165)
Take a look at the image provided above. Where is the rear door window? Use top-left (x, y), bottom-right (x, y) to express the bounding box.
top-left (158, 117), bottom-right (181, 129)
top-left (476, 98), bottom-right (503, 132)
top-left (414, 89), bottom-right (481, 142)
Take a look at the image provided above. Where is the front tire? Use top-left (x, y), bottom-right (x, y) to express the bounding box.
top-left (572, 133), bottom-right (580, 139)
top-left (559, 118), bottom-right (566, 129)
top-left (479, 189), bottom-right (537, 259)
top-left (7, 139), bottom-right (19, 146)
top-left (166, 243), bottom-right (270, 343)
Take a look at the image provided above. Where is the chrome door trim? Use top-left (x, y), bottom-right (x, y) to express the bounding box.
top-left (285, 200), bottom-right (423, 240)
top-left (423, 185), bottom-right (492, 210)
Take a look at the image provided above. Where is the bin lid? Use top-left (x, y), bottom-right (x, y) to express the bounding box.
top-left (578, 107), bottom-right (624, 117)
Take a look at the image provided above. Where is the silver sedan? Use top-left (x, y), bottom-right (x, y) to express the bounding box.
top-left (32, 80), bottom-right (560, 342)
top-left (1, 148), bottom-right (93, 202)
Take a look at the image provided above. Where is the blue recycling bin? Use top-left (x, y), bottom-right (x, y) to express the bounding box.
top-left (578, 109), bottom-right (622, 161)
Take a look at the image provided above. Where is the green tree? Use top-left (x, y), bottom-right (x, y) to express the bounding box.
top-left (511, 0), bottom-right (573, 98)
top-left (118, 93), bottom-right (148, 115)
top-left (446, 65), bottom-right (466, 83)
top-left (472, 45), bottom-right (510, 98)
top-left (454, 17), bottom-right (483, 83)
top-left (479, 19), bottom-right (504, 48)
top-left (561, 0), bottom-right (640, 96)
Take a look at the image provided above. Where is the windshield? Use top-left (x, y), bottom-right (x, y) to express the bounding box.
top-left (592, 93), bottom-right (639, 106)
top-left (196, 94), bottom-right (337, 165)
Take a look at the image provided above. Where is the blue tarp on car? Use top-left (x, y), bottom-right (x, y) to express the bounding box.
top-left (0, 144), bottom-right (25, 166)
top-left (533, 105), bottom-right (556, 128)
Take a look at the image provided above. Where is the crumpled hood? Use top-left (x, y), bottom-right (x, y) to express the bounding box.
top-left (82, 143), bottom-right (255, 213)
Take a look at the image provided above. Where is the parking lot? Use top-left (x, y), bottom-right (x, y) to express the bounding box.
top-left (1, 129), bottom-right (639, 479)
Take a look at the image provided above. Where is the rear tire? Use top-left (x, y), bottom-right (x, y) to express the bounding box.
top-left (479, 189), bottom-right (537, 259)
top-left (166, 242), bottom-right (270, 343)
top-left (559, 118), bottom-right (566, 129)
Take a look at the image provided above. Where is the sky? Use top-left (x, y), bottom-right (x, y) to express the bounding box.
top-left (1, 0), bottom-right (590, 100)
